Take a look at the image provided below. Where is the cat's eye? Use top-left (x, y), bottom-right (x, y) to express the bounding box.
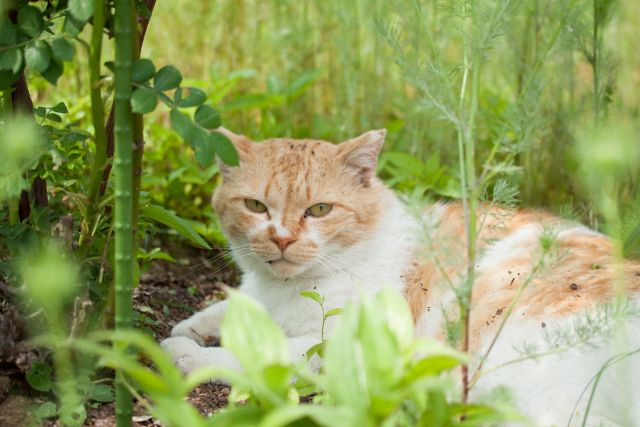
top-left (245, 199), bottom-right (268, 213)
top-left (306, 203), bottom-right (333, 218)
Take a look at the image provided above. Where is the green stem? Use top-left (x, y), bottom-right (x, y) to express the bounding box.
top-left (82, 0), bottom-right (109, 250)
top-left (3, 90), bottom-right (19, 225)
top-left (113, 0), bottom-right (135, 424)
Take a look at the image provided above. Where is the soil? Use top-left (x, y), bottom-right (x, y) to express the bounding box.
top-left (0, 245), bottom-right (238, 426)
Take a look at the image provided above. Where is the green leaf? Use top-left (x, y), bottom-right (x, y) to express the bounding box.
top-left (0, 69), bottom-right (19, 90)
top-left (41, 59), bottom-right (64, 85)
top-left (300, 290), bottom-right (323, 304)
top-left (305, 342), bottom-right (325, 361)
top-left (221, 292), bottom-right (290, 375)
top-left (210, 131), bottom-right (239, 166)
top-left (324, 308), bottom-right (343, 318)
top-left (140, 204), bottom-right (211, 249)
top-left (131, 87), bottom-right (158, 114)
top-left (194, 104), bottom-right (221, 129)
top-left (0, 18), bottom-right (17, 45)
top-left (51, 101), bottom-right (68, 114)
top-left (154, 65), bottom-right (182, 91)
top-left (178, 87), bottom-right (207, 108)
top-left (132, 58), bottom-right (156, 83)
top-left (0, 48), bottom-right (23, 74)
top-left (26, 362), bottom-right (53, 392)
top-left (63, 13), bottom-right (85, 37)
top-left (69, 0), bottom-right (94, 22)
top-left (88, 384), bottom-right (115, 402)
top-left (193, 128), bottom-right (215, 167)
top-left (46, 113), bottom-right (62, 122)
top-left (25, 41), bottom-right (51, 73)
top-left (17, 6), bottom-right (44, 38)
top-left (34, 106), bottom-right (47, 117)
top-left (170, 109), bottom-right (197, 141)
top-left (32, 401), bottom-right (57, 419)
top-left (50, 37), bottom-right (76, 62)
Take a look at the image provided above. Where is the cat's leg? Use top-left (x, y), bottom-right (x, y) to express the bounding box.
top-left (170, 300), bottom-right (229, 346)
top-left (160, 336), bottom-right (240, 376)
top-left (161, 334), bottom-right (321, 376)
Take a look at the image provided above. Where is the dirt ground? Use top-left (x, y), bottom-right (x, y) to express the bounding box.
top-left (0, 246), bottom-right (238, 427)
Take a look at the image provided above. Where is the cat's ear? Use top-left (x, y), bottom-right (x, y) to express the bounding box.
top-left (339, 129), bottom-right (386, 185)
top-left (215, 128), bottom-right (252, 177)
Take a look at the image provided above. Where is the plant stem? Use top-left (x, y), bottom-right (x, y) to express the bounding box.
top-left (81, 0), bottom-right (108, 250)
top-left (3, 89), bottom-right (19, 225)
top-left (113, 0), bottom-right (135, 424)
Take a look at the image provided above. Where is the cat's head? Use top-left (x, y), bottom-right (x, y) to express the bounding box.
top-left (212, 129), bottom-right (388, 279)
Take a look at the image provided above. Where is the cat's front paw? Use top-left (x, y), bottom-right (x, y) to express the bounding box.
top-left (161, 336), bottom-right (211, 375)
top-left (170, 317), bottom-right (219, 347)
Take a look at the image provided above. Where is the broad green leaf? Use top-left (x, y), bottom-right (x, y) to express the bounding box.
top-left (0, 18), bottom-right (17, 45)
top-left (221, 291), bottom-right (290, 374)
top-left (26, 362), bottom-right (53, 392)
top-left (25, 41), bottom-right (51, 73)
top-left (17, 6), bottom-right (44, 37)
top-left (210, 131), bottom-right (239, 166)
top-left (131, 87), bottom-right (158, 114)
top-left (0, 48), bottom-right (22, 74)
top-left (51, 101), bottom-right (68, 114)
top-left (69, 0), bottom-right (94, 22)
top-left (154, 65), bottom-right (182, 91)
top-left (33, 106), bottom-right (47, 117)
top-left (178, 87), bottom-right (207, 108)
top-left (46, 113), bottom-right (62, 122)
top-left (300, 290), bottom-right (323, 304)
top-left (63, 14), bottom-right (85, 37)
top-left (32, 401), bottom-right (57, 419)
top-left (41, 59), bottom-right (64, 85)
top-left (194, 104), bottom-right (221, 128)
top-left (50, 37), bottom-right (76, 62)
top-left (132, 58), bottom-right (156, 83)
top-left (87, 384), bottom-right (115, 402)
top-left (170, 109), bottom-right (197, 142)
top-left (193, 128), bottom-right (215, 167)
top-left (140, 204), bottom-right (211, 249)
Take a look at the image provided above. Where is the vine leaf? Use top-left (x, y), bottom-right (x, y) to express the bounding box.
top-left (178, 87), bottom-right (207, 108)
top-left (50, 38), bottom-right (76, 62)
top-left (210, 131), bottom-right (239, 166)
top-left (0, 48), bottom-right (22, 74)
top-left (131, 87), bottom-right (158, 114)
top-left (69, 0), bottom-right (95, 22)
top-left (132, 58), bottom-right (156, 83)
top-left (140, 204), bottom-right (211, 249)
top-left (25, 41), bottom-right (51, 73)
top-left (17, 6), bottom-right (44, 37)
top-left (194, 104), bottom-right (221, 129)
top-left (154, 65), bottom-right (182, 91)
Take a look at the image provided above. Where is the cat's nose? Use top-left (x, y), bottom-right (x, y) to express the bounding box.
top-left (271, 236), bottom-right (297, 252)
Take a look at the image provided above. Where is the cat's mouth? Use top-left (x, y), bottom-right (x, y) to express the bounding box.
top-left (265, 257), bottom-right (303, 278)
top-left (267, 258), bottom-right (296, 266)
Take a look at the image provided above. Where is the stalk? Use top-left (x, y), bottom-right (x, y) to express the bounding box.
top-left (113, 0), bottom-right (135, 424)
top-left (459, 0), bottom-right (480, 403)
top-left (81, 0), bottom-right (108, 250)
top-left (3, 90), bottom-right (19, 224)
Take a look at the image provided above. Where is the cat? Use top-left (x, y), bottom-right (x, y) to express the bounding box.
top-left (161, 128), bottom-right (640, 426)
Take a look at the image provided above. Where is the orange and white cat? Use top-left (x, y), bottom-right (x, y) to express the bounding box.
top-left (162, 129), bottom-right (640, 426)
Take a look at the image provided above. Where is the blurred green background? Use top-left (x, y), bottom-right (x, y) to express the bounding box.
top-left (30, 0), bottom-right (640, 243)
